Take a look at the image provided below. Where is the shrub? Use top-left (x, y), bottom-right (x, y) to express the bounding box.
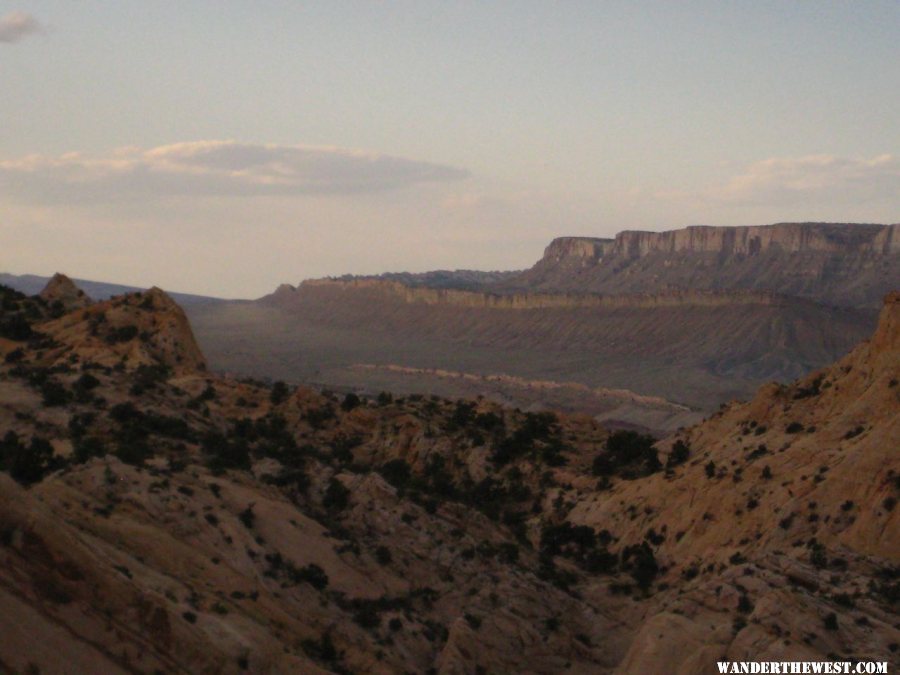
top-left (667, 440), bottom-right (690, 467)
top-left (291, 563), bottom-right (329, 590)
top-left (105, 325), bottom-right (139, 344)
top-left (202, 432), bottom-right (251, 471)
top-left (323, 478), bottom-right (350, 512)
top-left (270, 381), bottom-right (290, 405)
top-left (1, 432), bottom-right (57, 485)
top-left (238, 505), bottom-right (255, 529)
top-left (785, 422), bottom-right (804, 434)
top-left (380, 459), bottom-right (412, 490)
top-left (340, 392), bottom-right (361, 412)
top-left (592, 430), bottom-right (660, 478)
top-left (301, 633), bottom-right (339, 663)
top-left (40, 379), bottom-right (71, 407)
top-left (375, 545), bottom-right (392, 565)
top-left (621, 542), bottom-right (659, 590)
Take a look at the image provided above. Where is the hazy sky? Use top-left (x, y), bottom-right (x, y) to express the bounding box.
top-left (2, 2), bottom-right (899, 297)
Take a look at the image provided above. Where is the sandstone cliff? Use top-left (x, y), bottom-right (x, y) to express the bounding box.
top-left (514, 223), bottom-right (900, 308)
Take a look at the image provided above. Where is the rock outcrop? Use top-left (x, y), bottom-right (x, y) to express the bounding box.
top-left (515, 223), bottom-right (900, 307)
top-left (37, 286), bottom-right (207, 374)
top-left (38, 273), bottom-right (93, 312)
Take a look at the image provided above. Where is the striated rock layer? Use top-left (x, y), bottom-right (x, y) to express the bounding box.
top-left (514, 223), bottom-right (900, 308)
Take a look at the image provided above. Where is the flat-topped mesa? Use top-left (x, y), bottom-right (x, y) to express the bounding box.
top-left (610, 222), bottom-right (900, 258)
top-left (518, 223), bottom-right (900, 307)
top-left (39, 272), bottom-right (93, 311)
top-left (38, 286), bottom-right (207, 374)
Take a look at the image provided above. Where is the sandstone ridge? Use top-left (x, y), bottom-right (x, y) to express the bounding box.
top-left (38, 273), bottom-right (93, 312)
top-left (36, 286), bottom-right (207, 374)
top-left (277, 278), bottom-right (795, 311)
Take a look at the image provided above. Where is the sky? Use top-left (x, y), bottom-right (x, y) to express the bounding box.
top-left (1, 1), bottom-right (899, 298)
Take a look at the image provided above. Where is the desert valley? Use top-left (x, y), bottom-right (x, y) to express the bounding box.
top-left (3, 4), bottom-right (900, 673)
top-left (0, 221), bottom-right (898, 674)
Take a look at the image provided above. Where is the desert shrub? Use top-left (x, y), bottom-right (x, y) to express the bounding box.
top-left (73, 436), bottom-right (107, 464)
top-left (592, 430), bottom-right (660, 479)
top-left (270, 381), bottom-right (290, 405)
top-left (620, 542), bottom-right (659, 590)
top-left (115, 438), bottom-right (152, 466)
top-left (4, 348), bottom-right (25, 363)
top-left (794, 376), bottom-right (823, 399)
top-left (129, 364), bottom-right (170, 393)
top-left (323, 478), bottom-right (350, 512)
top-left (202, 432), bottom-right (251, 471)
top-left (375, 545), bottom-right (392, 565)
top-left (105, 325), bottom-right (139, 344)
top-left (785, 422), bottom-right (804, 434)
top-left (705, 461), bottom-right (716, 478)
top-left (540, 522), bottom-right (597, 557)
top-left (380, 459), bottom-right (412, 490)
top-left (340, 392), bottom-right (361, 412)
top-left (290, 563), bottom-right (329, 590)
top-left (40, 379), bottom-right (71, 407)
top-left (0, 314), bottom-right (33, 341)
top-left (447, 400), bottom-right (476, 430)
top-left (301, 633), bottom-right (340, 664)
top-left (1, 432), bottom-right (57, 485)
top-left (238, 505), bottom-right (255, 528)
top-left (667, 440), bottom-right (690, 467)
top-left (306, 404), bottom-right (336, 429)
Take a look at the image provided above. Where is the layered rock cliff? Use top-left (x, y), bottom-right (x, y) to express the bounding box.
top-left (514, 223), bottom-right (900, 307)
top-left (273, 277), bottom-right (795, 311)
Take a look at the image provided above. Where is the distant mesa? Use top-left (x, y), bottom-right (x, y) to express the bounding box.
top-left (515, 222), bottom-right (900, 308)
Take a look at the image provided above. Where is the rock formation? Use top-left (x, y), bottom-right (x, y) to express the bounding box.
top-left (514, 223), bottom-right (900, 308)
top-left (38, 272), bottom-right (93, 312)
top-left (36, 286), bottom-right (206, 374)
top-left (0, 281), bottom-right (896, 673)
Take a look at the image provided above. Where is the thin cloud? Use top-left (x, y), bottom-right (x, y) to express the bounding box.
top-left (0, 141), bottom-right (470, 202)
top-left (715, 154), bottom-right (900, 206)
top-left (0, 11), bottom-right (43, 43)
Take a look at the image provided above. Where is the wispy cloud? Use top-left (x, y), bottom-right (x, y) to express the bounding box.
top-left (0, 11), bottom-right (43, 43)
top-left (0, 141), bottom-right (470, 201)
top-left (714, 154), bottom-right (900, 206)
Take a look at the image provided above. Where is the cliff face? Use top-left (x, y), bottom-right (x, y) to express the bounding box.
top-left (515, 223), bottom-right (900, 307)
top-left (611, 222), bottom-right (899, 257)
top-left (274, 278), bottom-right (791, 311)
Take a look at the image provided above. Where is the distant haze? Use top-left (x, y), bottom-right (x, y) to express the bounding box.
top-left (2, 2), bottom-right (900, 297)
